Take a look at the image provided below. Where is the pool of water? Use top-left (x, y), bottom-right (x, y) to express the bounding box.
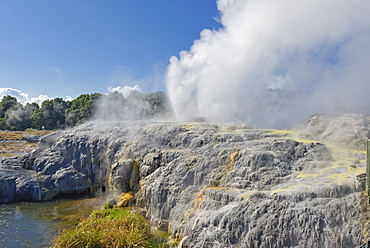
top-left (0, 196), bottom-right (107, 248)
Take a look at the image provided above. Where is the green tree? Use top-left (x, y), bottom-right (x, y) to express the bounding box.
top-left (31, 108), bottom-right (47, 130)
top-left (36, 98), bottom-right (68, 130)
top-left (0, 95), bottom-right (19, 118)
top-left (0, 91), bottom-right (168, 130)
top-left (0, 118), bottom-right (6, 130)
top-left (65, 93), bottom-right (101, 127)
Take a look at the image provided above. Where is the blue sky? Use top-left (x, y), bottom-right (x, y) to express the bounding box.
top-left (0, 0), bottom-right (221, 100)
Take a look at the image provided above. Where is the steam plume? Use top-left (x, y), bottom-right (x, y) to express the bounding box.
top-left (93, 86), bottom-right (168, 122)
top-left (166, 0), bottom-right (370, 128)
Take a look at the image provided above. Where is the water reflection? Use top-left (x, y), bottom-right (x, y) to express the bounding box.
top-left (0, 195), bottom-right (106, 248)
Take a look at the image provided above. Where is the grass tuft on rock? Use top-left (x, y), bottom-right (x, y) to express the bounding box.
top-left (52, 208), bottom-right (162, 248)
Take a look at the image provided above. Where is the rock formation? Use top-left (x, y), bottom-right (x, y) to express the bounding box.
top-left (1, 115), bottom-right (370, 247)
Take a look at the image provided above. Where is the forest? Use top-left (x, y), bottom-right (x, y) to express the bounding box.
top-left (0, 91), bottom-right (167, 131)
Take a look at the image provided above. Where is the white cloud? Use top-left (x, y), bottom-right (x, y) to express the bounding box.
top-left (0, 87), bottom-right (72, 105)
top-left (166, 0), bottom-right (370, 128)
top-left (65, 96), bottom-right (74, 101)
top-left (108, 85), bottom-right (143, 98)
top-left (29, 95), bottom-right (52, 105)
top-left (0, 88), bottom-right (29, 105)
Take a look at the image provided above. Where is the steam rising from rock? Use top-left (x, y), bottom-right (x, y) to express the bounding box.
top-left (93, 87), bottom-right (168, 122)
top-left (166, 0), bottom-right (370, 128)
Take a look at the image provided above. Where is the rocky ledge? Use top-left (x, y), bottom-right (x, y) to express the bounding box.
top-left (1, 114), bottom-right (370, 247)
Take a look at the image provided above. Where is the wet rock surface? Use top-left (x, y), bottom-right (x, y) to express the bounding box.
top-left (0, 116), bottom-right (369, 247)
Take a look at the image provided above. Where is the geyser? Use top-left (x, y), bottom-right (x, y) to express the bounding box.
top-left (166, 0), bottom-right (370, 128)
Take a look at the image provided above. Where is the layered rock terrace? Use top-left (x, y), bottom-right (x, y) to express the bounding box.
top-left (0, 114), bottom-right (369, 247)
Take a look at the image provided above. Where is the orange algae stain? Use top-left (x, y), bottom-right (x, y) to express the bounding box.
top-left (115, 191), bottom-right (135, 208)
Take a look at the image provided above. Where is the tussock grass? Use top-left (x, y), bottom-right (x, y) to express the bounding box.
top-left (52, 208), bottom-right (163, 248)
top-left (0, 130), bottom-right (52, 140)
top-left (0, 141), bottom-right (38, 158)
top-left (0, 130), bottom-right (53, 158)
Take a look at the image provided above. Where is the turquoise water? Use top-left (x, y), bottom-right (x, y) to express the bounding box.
top-left (0, 196), bottom-right (106, 248)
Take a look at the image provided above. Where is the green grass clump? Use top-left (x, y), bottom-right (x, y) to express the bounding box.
top-left (52, 208), bottom-right (162, 248)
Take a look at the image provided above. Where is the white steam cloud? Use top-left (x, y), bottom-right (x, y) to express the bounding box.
top-left (166, 0), bottom-right (370, 128)
top-left (94, 85), bottom-right (156, 122)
